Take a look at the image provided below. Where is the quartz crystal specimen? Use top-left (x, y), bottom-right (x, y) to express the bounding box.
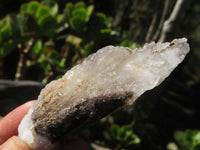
top-left (18, 38), bottom-right (190, 150)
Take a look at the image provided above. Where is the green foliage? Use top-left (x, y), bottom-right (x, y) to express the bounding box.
top-left (0, 16), bottom-right (28, 57)
top-left (0, 18), bottom-right (12, 44)
top-left (103, 124), bottom-right (140, 149)
top-left (20, 0), bottom-right (59, 37)
top-left (64, 1), bottom-right (94, 31)
top-left (174, 130), bottom-right (200, 150)
top-left (32, 40), bottom-right (42, 56)
top-left (0, 18), bottom-right (12, 42)
top-left (41, 1), bottom-right (58, 16)
top-left (120, 40), bottom-right (137, 50)
top-left (0, 2), bottom-right (81, 81)
top-left (0, 40), bottom-right (18, 57)
top-left (0, 0), bottom-right (60, 57)
top-left (95, 13), bottom-right (108, 29)
top-left (0, 0), bottom-right (116, 82)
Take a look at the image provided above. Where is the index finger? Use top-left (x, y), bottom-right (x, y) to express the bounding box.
top-left (0, 100), bottom-right (35, 145)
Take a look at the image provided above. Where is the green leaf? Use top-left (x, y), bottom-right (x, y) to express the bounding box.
top-left (0, 27), bottom-right (8, 43)
top-left (49, 50), bottom-right (59, 60)
top-left (174, 131), bottom-right (186, 144)
top-left (86, 5), bottom-right (94, 22)
top-left (111, 124), bottom-right (119, 137)
top-left (57, 14), bottom-right (64, 23)
top-left (129, 43), bottom-right (137, 49)
top-left (27, 1), bottom-right (40, 16)
top-left (118, 127), bottom-right (125, 137)
top-left (124, 131), bottom-right (132, 139)
top-left (129, 12), bottom-right (135, 19)
top-left (100, 117), bottom-right (107, 123)
top-left (48, 50), bottom-right (60, 67)
top-left (24, 13), bottom-right (40, 33)
top-left (96, 13), bottom-right (107, 22)
top-left (109, 124), bottom-right (140, 147)
top-left (72, 8), bottom-right (87, 21)
top-left (74, 1), bottom-right (86, 9)
top-left (0, 18), bottom-right (7, 28)
top-left (194, 132), bottom-right (200, 146)
top-left (0, 40), bottom-right (17, 57)
top-left (17, 14), bottom-right (25, 34)
top-left (38, 54), bottom-right (51, 73)
top-left (81, 42), bottom-right (93, 56)
top-left (20, 3), bottom-right (28, 13)
top-left (42, 75), bottom-right (50, 84)
top-left (0, 18), bottom-right (12, 43)
top-left (95, 13), bottom-right (108, 28)
top-left (69, 16), bottom-right (85, 31)
top-left (59, 58), bottom-right (66, 68)
top-left (55, 75), bottom-right (63, 80)
top-left (100, 28), bottom-right (111, 34)
top-left (128, 135), bottom-right (140, 145)
top-left (64, 3), bottom-right (74, 19)
top-left (32, 40), bottom-right (42, 55)
top-left (36, 6), bottom-right (51, 19)
top-left (16, 14), bottom-right (35, 36)
top-left (41, 0), bottom-right (58, 16)
top-left (183, 130), bottom-right (198, 147)
top-left (38, 14), bottom-right (57, 37)
top-left (8, 15), bottom-right (21, 36)
top-left (174, 130), bottom-right (200, 149)
top-left (120, 40), bottom-right (137, 49)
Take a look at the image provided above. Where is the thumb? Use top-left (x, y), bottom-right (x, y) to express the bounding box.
top-left (0, 136), bottom-right (31, 150)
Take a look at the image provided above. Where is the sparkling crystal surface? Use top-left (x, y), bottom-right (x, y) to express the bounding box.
top-left (18, 38), bottom-right (190, 150)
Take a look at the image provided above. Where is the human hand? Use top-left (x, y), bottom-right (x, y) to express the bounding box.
top-left (0, 101), bottom-right (89, 150)
top-left (0, 101), bottom-right (35, 150)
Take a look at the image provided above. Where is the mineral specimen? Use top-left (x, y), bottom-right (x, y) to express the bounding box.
top-left (18, 38), bottom-right (190, 150)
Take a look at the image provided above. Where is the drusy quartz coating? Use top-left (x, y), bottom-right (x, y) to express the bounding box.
top-left (18, 38), bottom-right (190, 150)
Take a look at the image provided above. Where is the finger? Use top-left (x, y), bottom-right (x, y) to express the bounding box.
top-left (0, 136), bottom-right (31, 150)
top-left (0, 100), bottom-right (35, 145)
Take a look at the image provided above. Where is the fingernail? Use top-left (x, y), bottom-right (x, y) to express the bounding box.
top-left (2, 136), bottom-right (31, 150)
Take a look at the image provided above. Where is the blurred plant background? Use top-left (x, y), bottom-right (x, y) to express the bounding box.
top-left (0, 0), bottom-right (200, 149)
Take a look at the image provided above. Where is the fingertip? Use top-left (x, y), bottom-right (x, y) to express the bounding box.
top-left (0, 136), bottom-right (31, 150)
top-left (25, 100), bottom-right (36, 109)
top-left (0, 100), bottom-right (36, 144)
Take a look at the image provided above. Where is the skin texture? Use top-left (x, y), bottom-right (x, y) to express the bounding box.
top-left (0, 101), bottom-right (35, 150)
top-left (0, 101), bottom-right (89, 150)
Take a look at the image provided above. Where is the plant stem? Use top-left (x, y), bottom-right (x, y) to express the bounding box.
top-left (158, 0), bottom-right (185, 42)
top-left (152, 0), bottom-right (169, 41)
top-left (112, 0), bottom-right (129, 28)
top-left (145, 13), bottom-right (157, 42)
top-left (15, 38), bottom-right (37, 81)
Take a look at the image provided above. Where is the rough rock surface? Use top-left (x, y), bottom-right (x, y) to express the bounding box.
top-left (18, 38), bottom-right (190, 150)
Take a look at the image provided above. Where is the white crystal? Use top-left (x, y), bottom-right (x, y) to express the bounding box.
top-left (18, 38), bottom-right (190, 150)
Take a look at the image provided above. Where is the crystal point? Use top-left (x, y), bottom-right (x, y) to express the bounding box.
top-left (18, 38), bottom-right (190, 150)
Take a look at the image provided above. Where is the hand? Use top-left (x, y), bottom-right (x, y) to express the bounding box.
top-left (0, 101), bottom-right (89, 150)
top-left (0, 101), bottom-right (35, 150)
